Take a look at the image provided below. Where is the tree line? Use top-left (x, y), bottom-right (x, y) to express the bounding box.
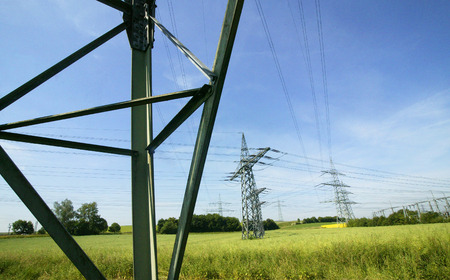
top-left (301, 216), bottom-right (339, 224)
top-left (10, 199), bottom-right (121, 235)
top-left (157, 214), bottom-right (280, 234)
top-left (157, 214), bottom-right (241, 234)
top-left (348, 209), bottom-right (449, 227)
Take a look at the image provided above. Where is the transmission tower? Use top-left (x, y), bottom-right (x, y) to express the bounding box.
top-left (319, 159), bottom-right (355, 223)
top-left (207, 194), bottom-right (233, 216)
top-left (277, 199), bottom-right (285, 222)
top-left (230, 134), bottom-right (269, 239)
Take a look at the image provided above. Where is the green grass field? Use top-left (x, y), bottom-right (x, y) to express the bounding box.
top-left (0, 223), bottom-right (448, 279)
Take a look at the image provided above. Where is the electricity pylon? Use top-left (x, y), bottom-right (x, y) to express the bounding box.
top-left (230, 134), bottom-right (269, 239)
top-left (319, 159), bottom-right (355, 223)
top-left (0, 1), bottom-right (244, 279)
top-left (207, 194), bottom-right (233, 216)
top-left (277, 199), bottom-right (285, 222)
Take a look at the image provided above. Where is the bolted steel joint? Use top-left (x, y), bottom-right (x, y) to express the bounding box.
top-left (124, 0), bottom-right (155, 51)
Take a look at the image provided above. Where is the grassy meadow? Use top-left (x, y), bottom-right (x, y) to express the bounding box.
top-left (0, 223), bottom-right (448, 279)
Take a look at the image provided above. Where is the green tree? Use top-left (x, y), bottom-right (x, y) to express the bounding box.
top-left (53, 199), bottom-right (76, 229)
top-left (53, 199), bottom-right (108, 235)
top-left (12, 220), bottom-right (34, 234)
top-left (37, 227), bottom-right (46, 234)
top-left (109, 222), bottom-right (121, 233)
top-left (157, 218), bottom-right (166, 233)
top-left (263, 218), bottom-right (280, 230)
top-left (75, 202), bottom-right (108, 235)
top-left (160, 219), bottom-right (178, 234)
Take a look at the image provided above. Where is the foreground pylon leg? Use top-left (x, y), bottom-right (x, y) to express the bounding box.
top-left (167, 1), bottom-right (244, 279)
top-left (0, 146), bottom-right (106, 280)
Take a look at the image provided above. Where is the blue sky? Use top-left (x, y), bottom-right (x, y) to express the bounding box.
top-left (0, 0), bottom-right (449, 232)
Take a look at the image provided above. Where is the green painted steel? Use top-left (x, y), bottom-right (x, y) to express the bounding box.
top-left (96, 0), bottom-right (131, 13)
top-left (0, 131), bottom-right (135, 156)
top-left (150, 16), bottom-right (216, 81)
top-left (0, 2), bottom-right (243, 279)
top-left (131, 48), bottom-right (158, 279)
top-left (0, 88), bottom-right (199, 131)
top-left (0, 146), bottom-right (106, 280)
top-left (0, 22), bottom-right (126, 111)
top-left (167, 1), bottom-right (244, 279)
top-left (147, 84), bottom-right (212, 153)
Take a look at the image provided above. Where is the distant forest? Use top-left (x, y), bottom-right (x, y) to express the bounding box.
top-left (157, 214), bottom-right (279, 234)
top-left (301, 216), bottom-right (339, 224)
top-left (348, 210), bottom-right (449, 227)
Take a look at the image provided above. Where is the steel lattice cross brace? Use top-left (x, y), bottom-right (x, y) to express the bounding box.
top-left (0, 0), bottom-right (244, 279)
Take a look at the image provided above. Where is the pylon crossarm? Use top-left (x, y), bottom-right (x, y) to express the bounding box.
top-left (96, 0), bottom-right (131, 13)
top-left (168, 1), bottom-right (244, 279)
top-left (229, 147), bottom-right (270, 180)
top-left (0, 131), bottom-right (136, 156)
top-left (0, 146), bottom-right (106, 280)
top-left (0, 23), bottom-right (127, 111)
top-left (150, 16), bottom-right (217, 82)
top-left (147, 85), bottom-right (212, 153)
top-left (0, 88), bottom-right (201, 131)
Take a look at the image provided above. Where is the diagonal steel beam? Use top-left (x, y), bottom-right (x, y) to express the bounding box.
top-left (0, 131), bottom-right (135, 156)
top-left (0, 146), bottom-right (106, 280)
top-left (0, 22), bottom-right (127, 111)
top-left (0, 88), bottom-right (200, 131)
top-left (150, 16), bottom-right (216, 81)
top-left (96, 0), bottom-right (131, 13)
top-left (167, 1), bottom-right (244, 279)
top-left (146, 85), bottom-right (212, 154)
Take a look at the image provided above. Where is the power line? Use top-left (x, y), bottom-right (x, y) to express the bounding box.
top-left (289, 0), bottom-right (323, 165)
top-left (314, 0), bottom-right (332, 158)
top-left (254, 0), bottom-right (311, 173)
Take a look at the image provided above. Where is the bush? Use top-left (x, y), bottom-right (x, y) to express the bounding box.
top-left (263, 218), bottom-right (279, 230)
top-left (12, 220), bottom-right (34, 235)
top-left (109, 222), bottom-right (121, 233)
top-left (160, 220), bottom-right (178, 234)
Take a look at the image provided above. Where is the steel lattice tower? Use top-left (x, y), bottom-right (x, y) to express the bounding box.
top-left (0, 1), bottom-right (244, 279)
top-left (320, 159), bottom-right (355, 223)
top-left (230, 134), bottom-right (269, 239)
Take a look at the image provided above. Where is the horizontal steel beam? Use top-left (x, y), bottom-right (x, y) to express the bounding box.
top-left (150, 16), bottom-right (216, 82)
top-left (147, 85), bottom-right (212, 153)
top-left (0, 88), bottom-right (200, 130)
top-left (0, 146), bottom-right (106, 280)
top-left (96, 0), bottom-right (131, 13)
top-left (0, 131), bottom-right (135, 156)
top-left (0, 22), bottom-right (127, 111)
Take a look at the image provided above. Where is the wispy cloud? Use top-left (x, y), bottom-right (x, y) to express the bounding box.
top-left (344, 89), bottom-right (449, 141)
top-left (50, 0), bottom-right (120, 37)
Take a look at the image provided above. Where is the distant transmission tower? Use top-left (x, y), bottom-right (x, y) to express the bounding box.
top-left (230, 134), bottom-right (269, 239)
top-left (207, 194), bottom-right (233, 216)
top-left (319, 159), bottom-right (355, 223)
top-left (277, 199), bottom-right (285, 221)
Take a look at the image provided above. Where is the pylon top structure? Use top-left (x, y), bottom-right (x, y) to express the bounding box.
top-left (230, 133), bottom-right (269, 239)
top-left (0, 1), bottom-right (244, 279)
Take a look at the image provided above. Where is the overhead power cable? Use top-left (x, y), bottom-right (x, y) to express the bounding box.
top-left (288, 0), bottom-right (323, 165)
top-left (314, 0), bottom-right (332, 158)
top-left (254, 0), bottom-right (311, 173)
